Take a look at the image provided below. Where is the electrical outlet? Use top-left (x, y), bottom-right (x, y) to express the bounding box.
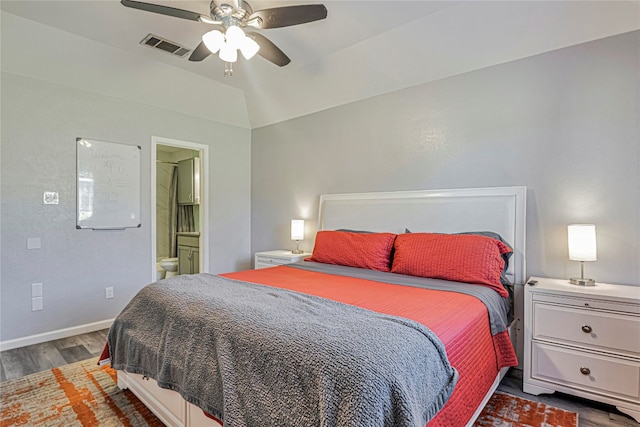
top-left (32, 297), bottom-right (43, 311)
top-left (105, 287), bottom-right (114, 299)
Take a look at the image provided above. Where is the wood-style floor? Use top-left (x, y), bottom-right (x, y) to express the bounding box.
top-left (0, 329), bottom-right (109, 383)
top-left (1, 329), bottom-right (638, 426)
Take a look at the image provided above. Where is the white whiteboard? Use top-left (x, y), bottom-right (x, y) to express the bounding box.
top-left (76, 138), bottom-right (141, 230)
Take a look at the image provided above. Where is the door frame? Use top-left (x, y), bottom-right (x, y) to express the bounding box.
top-left (151, 136), bottom-right (209, 282)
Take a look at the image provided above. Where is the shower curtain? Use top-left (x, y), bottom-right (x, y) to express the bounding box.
top-left (169, 166), bottom-right (179, 258)
top-left (168, 166), bottom-right (196, 258)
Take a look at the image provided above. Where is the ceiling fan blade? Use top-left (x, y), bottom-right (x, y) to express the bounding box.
top-left (246, 32), bottom-right (290, 67)
top-left (121, 0), bottom-right (204, 22)
top-left (248, 4), bottom-right (327, 29)
top-left (189, 41), bottom-right (212, 62)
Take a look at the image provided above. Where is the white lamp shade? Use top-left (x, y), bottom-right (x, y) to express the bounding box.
top-left (568, 224), bottom-right (597, 261)
top-left (225, 25), bottom-right (245, 49)
top-left (240, 36), bottom-right (260, 60)
top-left (219, 42), bottom-right (238, 63)
top-left (291, 220), bottom-right (304, 241)
top-left (202, 30), bottom-right (224, 53)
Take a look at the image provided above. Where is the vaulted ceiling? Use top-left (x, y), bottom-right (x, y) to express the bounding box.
top-left (2, 1), bottom-right (639, 128)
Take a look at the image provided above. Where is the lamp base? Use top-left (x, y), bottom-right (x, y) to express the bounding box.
top-left (291, 249), bottom-right (304, 254)
top-left (570, 277), bottom-right (596, 286)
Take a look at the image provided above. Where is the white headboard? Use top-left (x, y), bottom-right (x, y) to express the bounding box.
top-left (317, 186), bottom-right (527, 285)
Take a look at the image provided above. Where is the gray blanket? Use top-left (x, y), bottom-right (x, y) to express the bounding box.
top-left (108, 273), bottom-right (458, 427)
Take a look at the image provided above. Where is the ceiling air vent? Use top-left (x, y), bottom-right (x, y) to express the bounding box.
top-left (140, 34), bottom-right (191, 58)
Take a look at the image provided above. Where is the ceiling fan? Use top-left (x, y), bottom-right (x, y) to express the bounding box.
top-left (121, 0), bottom-right (327, 73)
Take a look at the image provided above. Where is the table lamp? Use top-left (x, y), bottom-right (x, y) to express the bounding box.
top-left (291, 219), bottom-right (304, 254)
top-left (568, 224), bottom-right (597, 286)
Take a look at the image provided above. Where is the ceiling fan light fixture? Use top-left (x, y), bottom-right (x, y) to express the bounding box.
top-left (225, 25), bottom-right (245, 50)
top-left (240, 36), bottom-right (260, 60)
top-left (202, 30), bottom-right (224, 53)
top-left (219, 42), bottom-right (238, 62)
top-left (120, 0), bottom-right (328, 68)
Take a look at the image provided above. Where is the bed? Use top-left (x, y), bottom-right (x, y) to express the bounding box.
top-left (106, 186), bottom-right (527, 427)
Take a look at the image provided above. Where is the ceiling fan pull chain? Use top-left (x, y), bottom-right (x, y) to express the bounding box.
top-left (224, 62), bottom-right (234, 77)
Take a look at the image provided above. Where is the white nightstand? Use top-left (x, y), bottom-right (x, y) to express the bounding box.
top-left (523, 276), bottom-right (640, 422)
top-left (254, 250), bottom-right (311, 269)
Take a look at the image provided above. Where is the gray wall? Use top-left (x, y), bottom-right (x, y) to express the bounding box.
top-left (252, 31), bottom-right (640, 287)
top-left (1, 72), bottom-right (252, 343)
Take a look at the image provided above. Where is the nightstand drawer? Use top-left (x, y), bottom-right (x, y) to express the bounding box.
top-left (533, 302), bottom-right (640, 355)
top-left (254, 251), bottom-right (311, 270)
top-left (533, 293), bottom-right (640, 315)
top-left (256, 260), bottom-right (285, 269)
top-left (257, 256), bottom-right (289, 267)
top-left (532, 342), bottom-right (640, 401)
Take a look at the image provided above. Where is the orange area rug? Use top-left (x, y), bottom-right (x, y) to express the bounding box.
top-left (1, 359), bottom-right (162, 426)
top-left (474, 390), bottom-right (578, 427)
top-left (1, 358), bottom-right (578, 426)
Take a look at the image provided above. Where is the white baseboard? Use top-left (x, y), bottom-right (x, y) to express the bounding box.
top-left (0, 319), bottom-right (114, 351)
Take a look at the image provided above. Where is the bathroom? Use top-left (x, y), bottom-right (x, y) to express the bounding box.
top-left (156, 145), bottom-right (201, 280)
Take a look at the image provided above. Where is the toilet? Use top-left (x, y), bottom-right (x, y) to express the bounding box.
top-left (159, 257), bottom-right (179, 278)
top-left (155, 262), bottom-right (165, 281)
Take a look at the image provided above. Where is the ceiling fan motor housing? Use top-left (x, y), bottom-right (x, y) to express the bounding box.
top-left (211, 1), bottom-right (253, 28)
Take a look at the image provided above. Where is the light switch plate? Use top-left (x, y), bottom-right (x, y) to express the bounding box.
top-left (32, 283), bottom-right (43, 297)
top-left (43, 191), bottom-right (59, 205)
top-left (27, 238), bottom-right (41, 250)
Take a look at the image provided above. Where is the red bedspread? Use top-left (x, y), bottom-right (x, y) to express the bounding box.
top-left (223, 266), bottom-right (517, 427)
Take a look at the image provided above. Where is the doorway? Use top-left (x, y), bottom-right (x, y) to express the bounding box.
top-left (151, 136), bottom-right (209, 282)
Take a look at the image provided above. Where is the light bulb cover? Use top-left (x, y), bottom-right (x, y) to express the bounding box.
top-left (219, 42), bottom-right (238, 63)
top-left (225, 25), bottom-right (245, 49)
top-left (202, 30), bottom-right (224, 53)
top-left (240, 36), bottom-right (260, 60)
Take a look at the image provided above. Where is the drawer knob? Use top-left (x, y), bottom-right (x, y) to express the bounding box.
top-left (580, 367), bottom-right (591, 376)
top-left (581, 325), bottom-right (593, 333)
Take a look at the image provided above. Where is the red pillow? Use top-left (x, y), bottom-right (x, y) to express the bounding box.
top-left (391, 232), bottom-right (512, 297)
top-left (307, 231), bottom-right (396, 272)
